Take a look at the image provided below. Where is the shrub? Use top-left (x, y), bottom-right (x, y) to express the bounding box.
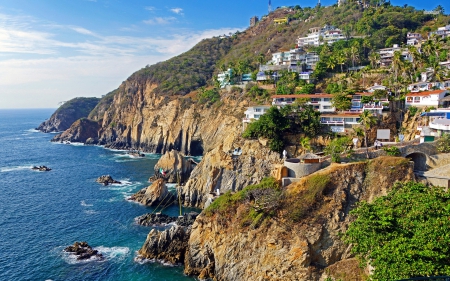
top-left (383, 146), bottom-right (401, 156)
top-left (408, 106), bottom-right (418, 116)
top-left (198, 88), bottom-right (221, 104)
top-left (437, 133), bottom-right (450, 153)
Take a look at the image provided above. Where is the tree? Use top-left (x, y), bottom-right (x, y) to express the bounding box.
top-left (336, 51), bottom-right (347, 73)
top-left (368, 51), bottom-right (380, 69)
top-left (391, 50), bottom-right (404, 83)
top-left (358, 110), bottom-right (377, 158)
top-left (437, 133), bottom-right (450, 153)
top-left (243, 107), bottom-right (290, 152)
top-left (324, 136), bottom-right (352, 163)
top-left (331, 93), bottom-right (352, 111)
top-left (299, 137), bottom-right (311, 154)
top-left (345, 181), bottom-right (450, 280)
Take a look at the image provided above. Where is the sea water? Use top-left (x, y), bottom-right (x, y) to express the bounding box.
top-left (0, 109), bottom-right (196, 281)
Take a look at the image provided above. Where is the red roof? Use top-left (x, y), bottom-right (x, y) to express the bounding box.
top-left (271, 94), bottom-right (333, 98)
top-left (406, 90), bottom-right (447, 97)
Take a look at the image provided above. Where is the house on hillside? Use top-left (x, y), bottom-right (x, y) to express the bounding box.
top-left (350, 93), bottom-right (388, 114)
top-left (408, 81), bottom-right (450, 92)
top-left (320, 113), bottom-right (361, 133)
top-left (250, 16), bottom-right (259, 27)
top-left (217, 69), bottom-right (234, 88)
top-left (271, 94), bottom-right (335, 112)
top-left (405, 90), bottom-right (449, 108)
top-left (367, 84), bottom-right (387, 92)
top-left (420, 109), bottom-right (450, 134)
top-left (406, 32), bottom-right (422, 46)
top-left (242, 105), bottom-right (271, 130)
top-left (297, 25), bottom-right (345, 47)
top-left (429, 25), bottom-right (450, 38)
top-left (273, 17), bottom-right (289, 25)
top-left (378, 44), bottom-right (412, 66)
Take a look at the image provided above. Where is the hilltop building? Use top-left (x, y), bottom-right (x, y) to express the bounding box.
top-left (297, 25), bottom-right (345, 47)
top-left (405, 90), bottom-right (449, 108)
top-left (378, 44), bottom-right (412, 66)
top-left (250, 16), bottom-right (259, 27)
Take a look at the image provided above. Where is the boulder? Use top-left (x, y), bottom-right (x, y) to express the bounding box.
top-left (138, 225), bottom-right (191, 264)
top-left (64, 241), bottom-right (103, 260)
top-left (129, 178), bottom-right (175, 206)
top-left (96, 175), bottom-right (121, 185)
top-left (153, 150), bottom-right (196, 183)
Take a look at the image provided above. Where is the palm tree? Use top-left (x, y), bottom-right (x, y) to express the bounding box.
top-left (336, 51), bottom-right (346, 73)
top-left (257, 53), bottom-right (265, 66)
top-left (326, 56), bottom-right (337, 72)
top-left (369, 51), bottom-right (380, 69)
top-left (407, 45), bottom-right (422, 72)
top-left (299, 137), bottom-right (311, 154)
top-left (358, 110), bottom-right (377, 159)
top-left (349, 44), bottom-right (360, 68)
top-left (391, 51), bottom-right (404, 83)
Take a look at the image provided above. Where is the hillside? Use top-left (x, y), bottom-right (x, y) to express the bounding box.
top-left (36, 97), bottom-right (100, 133)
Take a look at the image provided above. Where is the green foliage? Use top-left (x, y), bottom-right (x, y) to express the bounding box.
top-left (132, 37), bottom-right (233, 96)
top-left (331, 93), bottom-right (352, 111)
top-left (287, 174), bottom-right (330, 222)
top-left (205, 178), bottom-right (282, 228)
top-left (297, 83), bottom-right (316, 94)
top-left (324, 136), bottom-right (352, 163)
top-left (437, 134), bottom-right (450, 153)
top-left (55, 97), bottom-right (101, 121)
top-left (243, 107), bottom-right (290, 152)
top-left (345, 181), bottom-right (450, 280)
top-left (197, 88), bottom-right (221, 104)
top-left (383, 146), bottom-right (401, 156)
top-left (408, 106), bottom-right (419, 116)
top-left (246, 85), bottom-right (269, 99)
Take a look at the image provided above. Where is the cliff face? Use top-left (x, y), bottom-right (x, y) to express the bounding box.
top-left (184, 157), bottom-right (415, 281)
top-left (36, 97), bottom-right (100, 133)
top-left (180, 139), bottom-right (282, 208)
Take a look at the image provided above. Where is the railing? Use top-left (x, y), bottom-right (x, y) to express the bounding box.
top-left (429, 122), bottom-right (450, 131)
top-left (321, 120), bottom-right (344, 124)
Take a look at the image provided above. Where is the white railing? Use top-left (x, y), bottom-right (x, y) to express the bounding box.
top-left (429, 122), bottom-right (450, 131)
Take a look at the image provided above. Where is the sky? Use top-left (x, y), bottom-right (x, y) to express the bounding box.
top-left (0, 0), bottom-right (448, 109)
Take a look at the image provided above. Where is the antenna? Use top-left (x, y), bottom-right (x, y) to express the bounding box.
top-left (318, 0), bottom-right (321, 6)
top-left (268, 0), bottom-right (272, 13)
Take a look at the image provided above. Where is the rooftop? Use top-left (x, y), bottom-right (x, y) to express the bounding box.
top-left (406, 90), bottom-right (447, 97)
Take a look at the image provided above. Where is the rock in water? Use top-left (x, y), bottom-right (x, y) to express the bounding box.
top-left (129, 178), bottom-right (175, 206)
top-left (135, 212), bottom-right (199, 227)
top-left (96, 175), bottom-right (121, 185)
top-left (64, 241), bottom-right (103, 260)
top-left (138, 225), bottom-right (190, 264)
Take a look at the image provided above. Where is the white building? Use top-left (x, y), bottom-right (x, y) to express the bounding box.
top-left (272, 94), bottom-right (335, 112)
top-left (367, 84), bottom-right (387, 92)
top-left (405, 90), bottom-right (449, 108)
top-left (406, 32), bottom-right (422, 46)
top-left (429, 25), bottom-right (450, 38)
top-left (271, 51), bottom-right (291, 65)
top-left (321, 114), bottom-right (361, 132)
top-left (217, 69), bottom-right (233, 88)
top-left (408, 81), bottom-right (450, 92)
top-left (243, 106), bottom-right (271, 123)
top-left (297, 25), bottom-right (346, 47)
top-left (378, 44), bottom-right (413, 66)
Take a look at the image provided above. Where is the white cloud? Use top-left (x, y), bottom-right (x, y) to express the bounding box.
top-left (145, 6), bottom-right (156, 11)
top-left (170, 8), bottom-right (183, 15)
top-left (143, 17), bottom-right (176, 25)
top-left (71, 27), bottom-right (96, 36)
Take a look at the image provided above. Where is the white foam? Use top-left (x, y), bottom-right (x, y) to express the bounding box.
top-left (0, 165), bottom-right (33, 172)
top-left (25, 129), bottom-right (40, 133)
top-left (61, 251), bottom-right (103, 264)
top-left (80, 200), bottom-right (93, 207)
top-left (134, 255), bottom-right (155, 264)
top-left (83, 210), bottom-right (98, 215)
top-left (95, 246), bottom-right (130, 261)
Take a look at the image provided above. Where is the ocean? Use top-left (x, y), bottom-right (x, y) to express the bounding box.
top-left (0, 109), bottom-right (196, 281)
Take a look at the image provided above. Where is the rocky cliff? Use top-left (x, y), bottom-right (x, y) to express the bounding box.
top-left (36, 97), bottom-right (100, 133)
top-left (183, 157), bottom-right (414, 280)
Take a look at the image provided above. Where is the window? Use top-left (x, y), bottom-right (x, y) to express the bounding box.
top-left (332, 117), bottom-right (343, 121)
top-left (323, 98), bottom-right (331, 102)
top-left (323, 106), bottom-right (332, 109)
top-left (254, 108), bottom-right (262, 112)
top-left (344, 118), bottom-right (355, 123)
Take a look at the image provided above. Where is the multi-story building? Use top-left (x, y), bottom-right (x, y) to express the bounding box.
top-left (406, 32), bottom-right (422, 46)
top-left (272, 94), bottom-right (335, 112)
top-left (250, 16), bottom-right (259, 27)
top-left (429, 25), bottom-right (450, 38)
top-left (297, 25), bottom-right (346, 47)
top-left (405, 90), bottom-right (448, 108)
top-left (378, 44), bottom-right (412, 66)
top-left (243, 106), bottom-right (271, 123)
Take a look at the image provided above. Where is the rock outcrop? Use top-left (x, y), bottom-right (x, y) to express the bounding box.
top-left (138, 225), bottom-right (191, 265)
top-left (37, 97), bottom-right (100, 133)
top-left (153, 150), bottom-right (196, 183)
top-left (64, 241), bottom-right (103, 261)
top-left (96, 175), bottom-right (121, 185)
top-left (183, 157), bottom-right (414, 280)
top-left (136, 212), bottom-right (199, 227)
top-left (52, 118), bottom-right (101, 143)
top-left (129, 178), bottom-right (175, 206)
top-left (180, 139), bottom-right (282, 208)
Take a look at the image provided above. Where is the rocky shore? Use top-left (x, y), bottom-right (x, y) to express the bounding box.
top-left (64, 241), bottom-right (103, 261)
top-left (135, 212), bottom-right (199, 227)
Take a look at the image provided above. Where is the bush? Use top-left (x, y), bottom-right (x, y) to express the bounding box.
top-left (198, 88), bottom-right (221, 104)
top-left (345, 181), bottom-right (450, 280)
top-left (383, 146), bottom-right (401, 156)
top-left (437, 134), bottom-right (450, 153)
top-left (408, 106), bottom-right (418, 116)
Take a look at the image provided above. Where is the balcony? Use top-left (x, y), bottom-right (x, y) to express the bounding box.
top-left (321, 120), bottom-right (344, 125)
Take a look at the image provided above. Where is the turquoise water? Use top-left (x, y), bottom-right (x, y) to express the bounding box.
top-left (0, 109), bottom-right (196, 281)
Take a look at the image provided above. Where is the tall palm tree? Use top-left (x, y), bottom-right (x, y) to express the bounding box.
top-left (391, 51), bottom-right (404, 83)
top-left (349, 44), bottom-right (360, 68)
top-left (336, 51), bottom-right (347, 73)
top-left (299, 137), bottom-right (311, 154)
top-left (407, 45), bottom-right (422, 72)
top-left (358, 110), bottom-right (377, 159)
top-left (369, 51), bottom-right (380, 69)
top-left (326, 56), bottom-right (337, 71)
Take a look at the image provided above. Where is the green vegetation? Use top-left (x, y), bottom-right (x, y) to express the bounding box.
top-left (131, 37), bottom-right (233, 96)
top-left (56, 97), bottom-right (100, 118)
top-left (243, 101), bottom-right (322, 152)
top-left (324, 136), bottom-right (352, 163)
top-left (286, 174), bottom-right (330, 222)
top-left (382, 146), bottom-right (401, 156)
top-left (345, 181), bottom-right (450, 280)
top-left (197, 87), bottom-right (221, 105)
top-left (408, 106), bottom-right (419, 116)
top-left (437, 133), bottom-right (450, 153)
top-left (359, 110), bottom-right (377, 158)
top-left (205, 177), bottom-right (282, 228)
top-left (88, 89), bottom-right (117, 120)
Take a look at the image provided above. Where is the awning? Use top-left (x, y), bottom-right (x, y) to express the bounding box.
top-left (420, 112), bottom-right (446, 117)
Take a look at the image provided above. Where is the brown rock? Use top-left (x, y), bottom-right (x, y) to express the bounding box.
top-left (129, 178), bottom-right (175, 206)
top-left (154, 150), bottom-right (196, 183)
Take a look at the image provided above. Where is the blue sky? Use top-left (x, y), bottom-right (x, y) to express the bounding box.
top-left (0, 0), bottom-right (448, 108)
